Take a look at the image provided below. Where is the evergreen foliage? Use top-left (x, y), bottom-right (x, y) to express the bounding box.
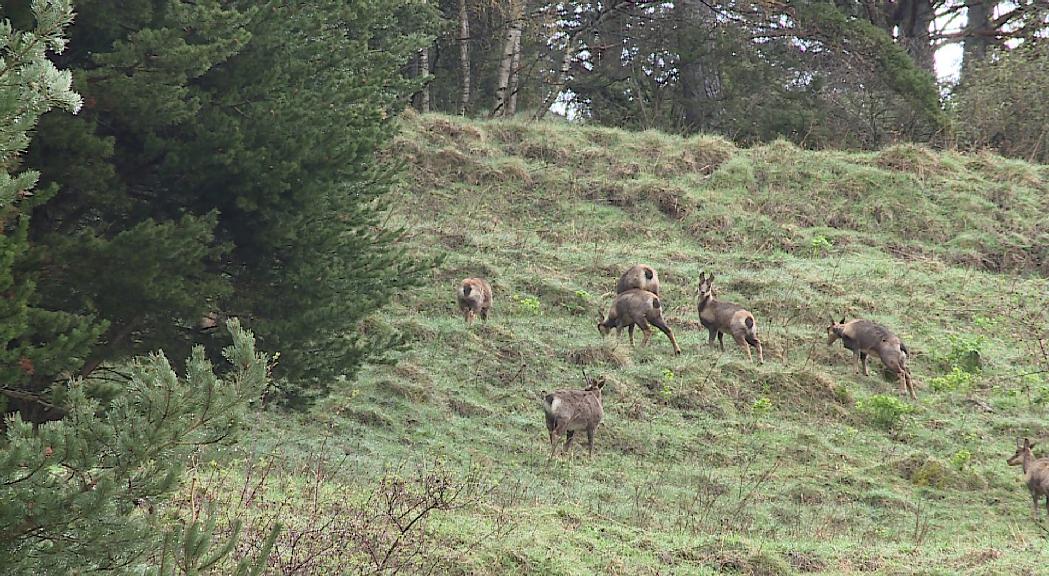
top-left (1, 318), bottom-right (271, 573)
top-left (25, 0), bottom-right (439, 404)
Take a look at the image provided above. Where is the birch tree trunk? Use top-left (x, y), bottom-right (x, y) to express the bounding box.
top-left (491, 0), bottom-right (522, 118)
top-left (417, 47), bottom-right (430, 113)
top-left (458, 0), bottom-right (471, 115)
top-left (507, 30), bottom-right (522, 116)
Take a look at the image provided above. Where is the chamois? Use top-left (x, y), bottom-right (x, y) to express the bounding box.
top-left (616, 264), bottom-right (660, 296)
top-left (696, 272), bottom-right (764, 363)
top-left (456, 278), bottom-right (492, 324)
top-left (1007, 437), bottom-right (1049, 520)
top-left (826, 317), bottom-right (915, 398)
top-left (597, 289), bottom-right (681, 355)
top-left (542, 372), bottom-right (605, 457)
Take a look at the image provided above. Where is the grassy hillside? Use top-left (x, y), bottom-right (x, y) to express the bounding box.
top-left (197, 112), bottom-right (1049, 575)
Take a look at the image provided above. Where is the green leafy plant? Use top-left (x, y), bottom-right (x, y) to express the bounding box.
top-left (513, 295), bottom-right (542, 315)
top-left (856, 394), bottom-right (915, 430)
top-left (929, 367), bottom-right (975, 393)
top-left (660, 368), bottom-right (675, 400)
top-left (752, 396), bottom-right (774, 418)
top-left (949, 449), bottom-right (972, 471)
top-left (943, 334), bottom-right (985, 373)
top-left (809, 234), bottom-right (833, 257)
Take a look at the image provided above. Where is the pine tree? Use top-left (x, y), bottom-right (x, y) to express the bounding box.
top-left (26, 0), bottom-right (439, 401)
top-left (1, 4), bottom-right (272, 572)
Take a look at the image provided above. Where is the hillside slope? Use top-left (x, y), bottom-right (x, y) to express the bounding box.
top-left (247, 113), bottom-right (1049, 575)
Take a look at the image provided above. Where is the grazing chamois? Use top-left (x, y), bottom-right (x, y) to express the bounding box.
top-left (696, 272), bottom-right (764, 363)
top-left (597, 289), bottom-right (681, 355)
top-left (616, 264), bottom-right (660, 296)
top-left (543, 372), bottom-right (605, 457)
top-left (456, 278), bottom-right (492, 324)
top-left (1007, 437), bottom-right (1049, 520)
top-left (826, 317), bottom-right (915, 399)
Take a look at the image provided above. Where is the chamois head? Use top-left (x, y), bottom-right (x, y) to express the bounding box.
top-left (826, 316), bottom-right (847, 345)
top-left (1008, 437), bottom-right (1036, 466)
top-left (697, 271), bottom-right (715, 301)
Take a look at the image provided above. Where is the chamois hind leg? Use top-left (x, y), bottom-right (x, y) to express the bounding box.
top-left (635, 318), bottom-right (652, 347)
top-left (747, 333), bottom-right (765, 364)
top-left (549, 429), bottom-right (560, 458)
top-left (564, 430), bottom-right (576, 453)
top-left (717, 331), bottom-right (726, 352)
top-left (1032, 492), bottom-right (1040, 520)
top-left (586, 428), bottom-right (596, 457)
top-left (650, 316), bottom-right (681, 355)
top-left (480, 307), bottom-right (489, 322)
top-left (628, 324), bottom-right (636, 347)
top-left (732, 331), bottom-right (752, 362)
top-left (860, 352), bottom-right (870, 376)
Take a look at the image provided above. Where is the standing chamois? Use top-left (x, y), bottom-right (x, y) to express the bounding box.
top-left (826, 317), bottom-right (915, 399)
top-left (1007, 437), bottom-right (1049, 520)
top-left (542, 372), bottom-right (605, 457)
top-left (696, 272), bottom-right (764, 363)
top-left (597, 289), bottom-right (681, 355)
top-left (456, 278), bottom-right (492, 324)
top-left (616, 264), bottom-right (660, 296)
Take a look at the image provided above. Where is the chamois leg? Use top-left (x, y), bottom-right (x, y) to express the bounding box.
top-left (564, 430), bottom-right (576, 453)
top-left (628, 324), bottom-right (636, 347)
top-left (586, 428), bottom-right (596, 457)
top-left (480, 307), bottom-right (489, 322)
top-left (732, 332), bottom-right (752, 362)
top-left (549, 429), bottom-right (560, 458)
top-left (636, 318), bottom-right (652, 347)
top-left (464, 309), bottom-right (473, 324)
top-left (747, 334), bottom-right (765, 364)
top-left (717, 332), bottom-right (725, 352)
top-left (1032, 492), bottom-right (1040, 520)
top-left (860, 352), bottom-right (870, 376)
top-left (707, 327), bottom-right (718, 347)
top-left (650, 316), bottom-right (681, 355)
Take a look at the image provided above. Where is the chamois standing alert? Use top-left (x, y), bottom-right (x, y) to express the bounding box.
top-left (696, 272), bottom-right (764, 363)
top-left (456, 278), bottom-right (492, 324)
top-left (542, 373), bottom-right (605, 457)
top-left (616, 264), bottom-right (660, 295)
top-left (826, 317), bottom-right (915, 398)
top-left (597, 289), bottom-right (681, 355)
top-left (1007, 437), bottom-right (1049, 520)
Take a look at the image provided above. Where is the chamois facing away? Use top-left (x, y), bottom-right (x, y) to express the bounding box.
top-left (1007, 437), bottom-right (1049, 520)
top-left (616, 264), bottom-right (660, 296)
top-left (597, 289), bottom-right (681, 355)
top-left (696, 272), bottom-right (764, 363)
top-left (456, 278), bottom-right (492, 324)
top-left (826, 317), bottom-right (915, 399)
top-left (543, 372), bottom-right (605, 457)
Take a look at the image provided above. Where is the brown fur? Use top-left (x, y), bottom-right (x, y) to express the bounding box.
top-left (1007, 437), bottom-right (1049, 520)
top-left (696, 272), bottom-right (763, 363)
top-left (826, 317), bottom-right (915, 398)
top-left (597, 289), bottom-right (680, 355)
top-left (542, 375), bottom-right (605, 457)
top-left (616, 264), bottom-right (660, 295)
top-left (456, 278), bottom-right (492, 324)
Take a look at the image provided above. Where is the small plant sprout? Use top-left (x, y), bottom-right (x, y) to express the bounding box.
top-left (661, 368), bottom-right (675, 399)
top-left (809, 234), bottom-right (833, 257)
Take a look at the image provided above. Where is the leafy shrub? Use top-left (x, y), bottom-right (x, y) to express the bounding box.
top-left (752, 396), bottom-right (774, 418)
top-left (856, 394), bottom-right (915, 429)
top-left (943, 334), bottom-right (985, 373)
top-left (950, 449), bottom-right (972, 471)
top-left (513, 294), bottom-right (542, 315)
top-left (809, 234), bottom-right (833, 257)
top-left (929, 367), bottom-right (975, 392)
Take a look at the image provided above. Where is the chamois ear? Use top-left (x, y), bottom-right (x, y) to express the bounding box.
top-left (839, 316), bottom-right (846, 325)
top-left (1018, 437), bottom-right (1025, 448)
top-left (1030, 440), bottom-right (1038, 449)
top-left (595, 376), bottom-right (606, 389)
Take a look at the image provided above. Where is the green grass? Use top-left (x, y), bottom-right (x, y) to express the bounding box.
top-left (195, 112), bottom-right (1049, 574)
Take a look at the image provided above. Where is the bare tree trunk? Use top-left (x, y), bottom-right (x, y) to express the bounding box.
top-left (894, 0), bottom-right (936, 76)
top-left (961, 0), bottom-right (993, 82)
top-left (458, 0), bottom-right (471, 115)
top-left (507, 30), bottom-right (522, 115)
top-left (416, 47), bottom-right (430, 113)
top-left (534, 40), bottom-right (576, 121)
top-left (491, 0), bottom-right (522, 118)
